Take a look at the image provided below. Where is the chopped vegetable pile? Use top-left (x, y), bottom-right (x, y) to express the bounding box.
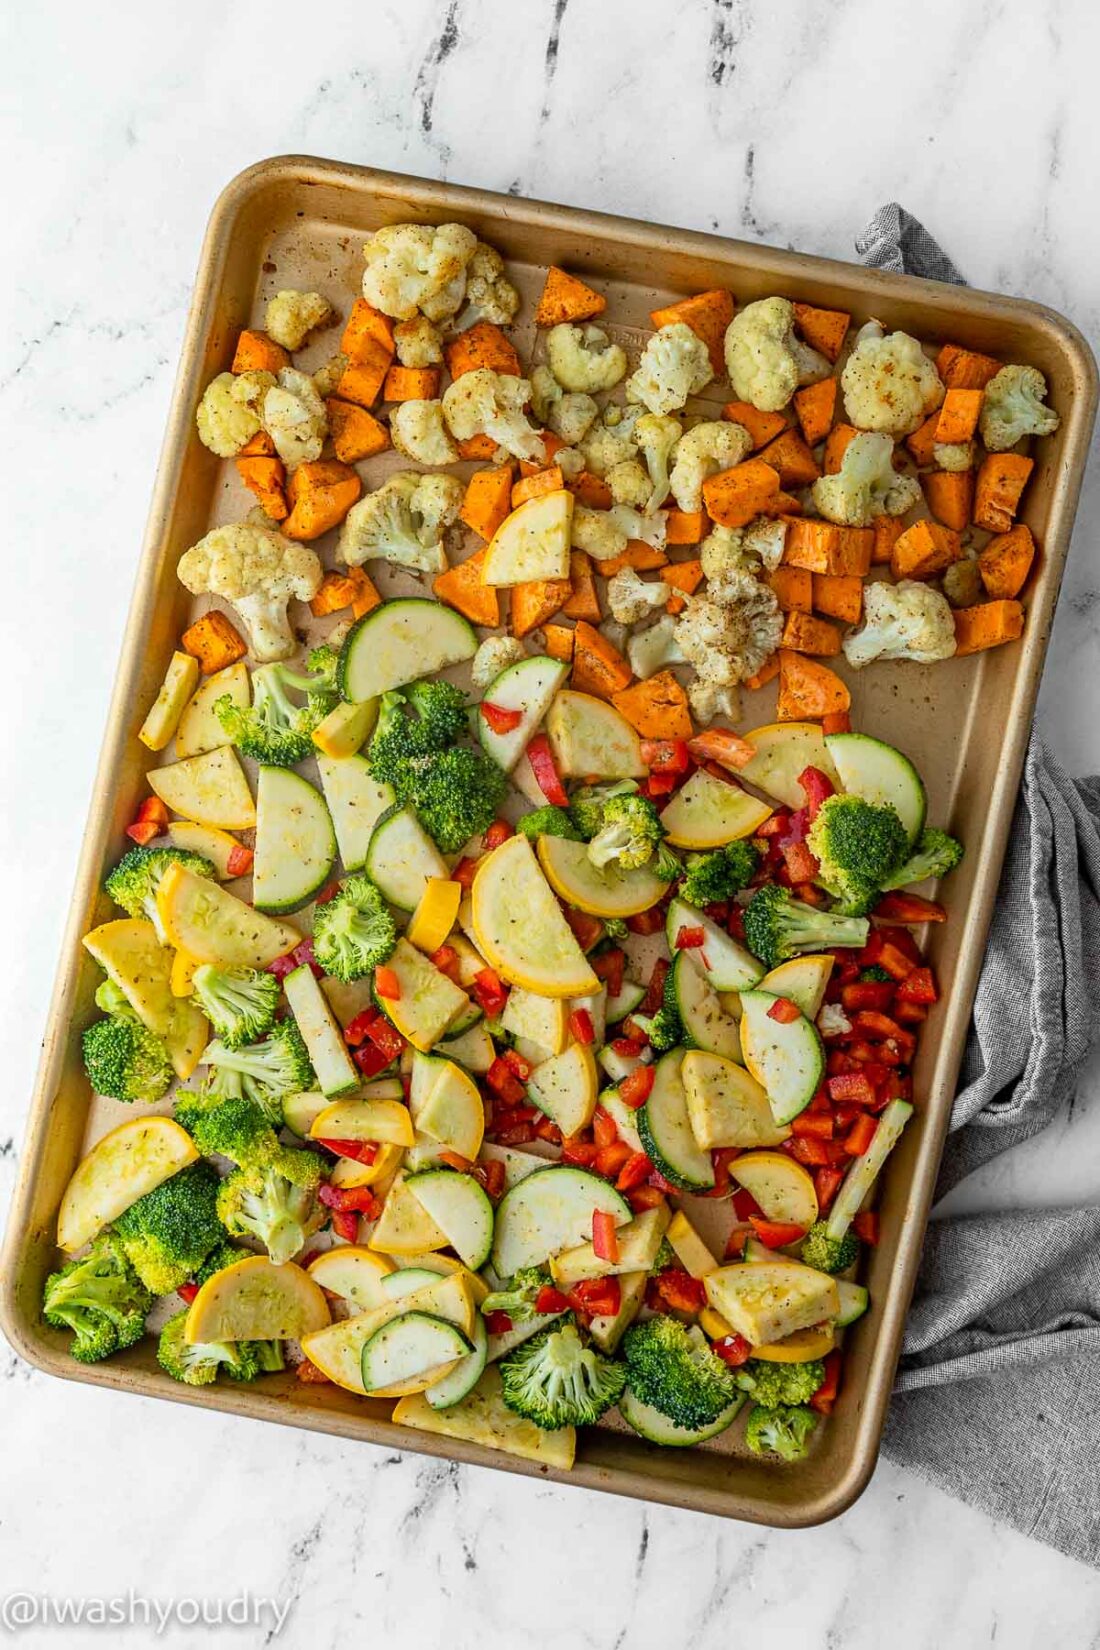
top-left (54, 213), bottom-right (1065, 1472)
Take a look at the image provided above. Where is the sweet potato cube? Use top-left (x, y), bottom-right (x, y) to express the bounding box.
top-left (181, 611), bottom-right (247, 675)
top-left (231, 330), bottom-right (289, 374)
top-left (872, 516), bottom-right (905, 565)
top-left (512, 466), bottom-right (564, 509)
top-left (598, 541), bottom-right (669, 578)
top-left (664, 508), bottom-right (706, 545)
top-left (973, 453), bottom-right (1034, 534)
top-left (934, 388), bottom-right (983, 446)
top-left (283, 460), bottom-right (362, 541)
top-left (905, 412), bottom-right (942, 468)
top-left (650, 289), bottom-right (735, 376)
top-left (571, 620), bottom-right (632, 698)
top-left (922, 470), bottom-right (974, 532)
top-left (792, 302), bottom-right (850, 363)
top-left (978, 523), bottom-right (1036, 601)
top-left (336, 339), bottom-right (392, 409)
top-left (758, 428), bottom-right (821, 489)
top-left (662, 559), bottom-right (704, 618)
top-left (935, 344), bottom-right (1001, 390)
top-left (890, 519), bottom-right (961, 580)
top-left (793, 378), bottom-right (837, 448)
top-left (812, 573), bottom-right (863, 626)
top-left (511, 579), bottom-right (572, 638)
top-left (342, 299), bottom-right (395, 360)
top-left (383, 364), bottom-right (441, 401)
top-left (433, 548), bottom-right (500, 627)
top-left (722, 401), bottom-right (788, 452)
top-left (776, 650), bottom-right (850, 720)
top-left (562, 551), bottom-right (601, 622)
top-left (766, 566), bottom-right (813, 613)
top-left (535, 266), bottom-right (606, 327)
top-left (310, 567), bottom-right (379, 619)
top-left (570, 470), bottom-right (613, 510)
top-left (460, 465), bottom-right (515, 540)
top-left (745, 654), bottom-right (781, 692)
top-left (235, 454), bottom-right (288, 521)
top-left (823, 423), bottom-right (858, 475)
top-left (953, 599), bottom-right (1025, 655)
top-left (326, 398), bottom-right (391, 463)
top-left (542, 623), bottom-right (575, 662)
top-left (612, 671), bottom-right (692, 740)
top-left (446, 321), bottom-right (521, 380)
top-left (783, 519), bottom-right (872, 578)
top-left (780, 611), bottom-right (843, 656)
top-left (455, 434), bottom-right (499, 461)
top-left (702, 459), bottom-right (782, 528)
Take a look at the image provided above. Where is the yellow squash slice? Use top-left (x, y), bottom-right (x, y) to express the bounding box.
top-left (57, 1118), bottom-right (198, 1252)
top-left (146, 746), bottom-right (256, 831)
top-left (185, 1255), bottom-right (330, 1344)
top-left (393, 1367), bottom-right (576, 1469)
top-left (482, 490), bottom-right (573, 585)
top-left (155, 862), bottom-right (299, 968)
top-left (471, 835), bottom-right (597, 998)
top-left (536, 834), bottom-right (666, 918)
top-left (660, 769), bottom-right (772, 849)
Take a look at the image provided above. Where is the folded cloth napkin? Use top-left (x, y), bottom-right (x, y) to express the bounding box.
top-left (854, 204), bottom-right (1100, 1567)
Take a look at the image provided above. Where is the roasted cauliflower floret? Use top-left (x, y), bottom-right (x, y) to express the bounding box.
top-left (743, 515), bottom-right (788, 571)
top-left (670, 420), bottom-right (753, 512)
top-left (546, 323), bottom-right (627, 394)
top-left (841, 321), bottom-right (944, 436)
top-left (339, 472), bottom-right (462, 574)
top-left (811, 431), bottom-right (921, 525)
top-left (627, 322), bottom-right (713, 415)
top-left (688, 677), bottom-right (741, 723)
top-left (472, 634), bottom-right (526, 691)
top-left (196, 370), bottom-right (274, 457)
top-left (979, 364), bottom-right (1060, 451)
top-left (627, 614), bottom-right (686, 679)
top-left (571, 504), bottom-right (628, 562)
top-left (442, 368), bottom-right (544, 463)
top-left (390, 399), bottom-right (459, 466)
top-left (361, 222), bottom-right (477, 320)
top-left (724, 297), bottom-right (830, 412)
top-left (529, 366), bottom-right (599, 445)
top-left (464, 242), bottom-right (521, 326)
top-left (393, 317), bottom-right (444, 368)
top-left (675, 572), bottom-right (782, 685)
top-left (261, 368), bottom-right (328, 469)
top-left (177, 525), bottom-right (322, 663)
top-left (312, 353), bottom-right (349, 398)
top-left (842, 579), bottom-right (957, 668)
top-left (264, 290), bottom-right (333, 352)
top-left (606, 458), bottom-right (652, 509)
top-left (609, 503), bottom-right (667, 552)
top-left (634, 414), bottom-right (682, 514)
top-left (942, 557), bottom-right (984, 608)
top-left (607, 567), bottom-right (671, 624)
top-left (556, 445), bottom-right (585, 482)
top-left (699, 523), bottom-right (747, 581)
top-left (933, 440), bottom-right (978, 472)
top-left (580, 405), bottom-right (643, 476)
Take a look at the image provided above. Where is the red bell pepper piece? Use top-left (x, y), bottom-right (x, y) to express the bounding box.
top-left (482, 818), bottom-right (514, 850)
top-left (296, 1357), bottom-right (333, 1384)
top-left (225, 842), bottom-right (254, 878)
top-left (592, 1107), bottom-right (619, 1149)
top-left (723, 1226), bottom-right (749, 1259)
top-left (316, 1137), bottom-right (380, 1165)
top-left (790, 1136), bottom-right (831, 1167)
top-left (614, 1028), bottom-right (648, 1054)
top-left (828, 1071), bottom-right (876, 1107)
top-left (330, 1208), bottom-right (360, 1242)
top-left (428, 943), bottom-right (462, 984)
top-left (496, 1123), bottom-right (537, 1145)
top-left (895, 965), bottom-right (938, 1005)
top-left (757, 809), bottom-right (792, 839)
top-left (452, 856), bottom-right (480, 890)
top-left (797, 765), bottom-right (835, 820)
top-left (569, 1007), bottom-right (595, 1045)
top-left (894, 1000), bottom-right (928, 1025)
top-left (647, 1166), bottom-right (679, 1195)
top-left (125, 819), bottom-right (162, 846)
top-left (502, 1048), bottom-right (533, 1082)
top-left (627, 1185), bottom-right (667, 1213)
top-left (594, 1142), bottom-right (632, 1180)
top-left (874, 891), bottom-right (947, 924)
top-left (136, 796), bottom-right (169, 826)
top-left (479, 701), bottom-right (523, 735)
top-left (535, 1116), bottom-right (562, 1145)
top-left (177, 1282), bottom-right (199, 1305)
top-left (712, 1333), bottom-right (753, 1366)
top-left (619, 1066), bottom-right (655, 1109)
top-left (591, 947), bottom-right (625, 997)
top-left (569, 1277), bottom-right (621, 1318)
top-left (287, 937), bottom-right (324, 979)
top-left (674, 925), bottom-right (706, 950)
top-left (361, 1015), bottom-right (405, 1061)
top-left (810, 1349), bottom-right (842, 1413)
top-left (526, 734), bottom-right (569, 806)
top-left (592, 1209), bottom-right (620, 1263)
top-left (731, 1185), bottom-right (764, 1222)
top-left (560, 1136), bottom-right (598, 1166)
top-left (484, 1310), bottom-right (514, 1335)
top-left (352, 1042), bottom-right (393, 1078)
top-left (486, 1057), bottom-right (526, 1105)
top-left (766, 995), bottom-right (801, 1024)
top-left (472, 968), bottom-right (509, 1017)
top-left (686, 729), bottom-right (754, 771)
top-left (792, 1111), bottom-right (834, 1139)
top-left (535, 1285), bottom-right (571, 1316)
top-left (814, 1166), bottom-right (845, 1213)
top-left (626, 905), bottom-right (666, 936)
top-left (641, 737), bottom-right (691, 773)
top-left (701, 1144), bottom-right (741, 1198)
top-left (782, 840), bottom-right (820, 883)
top-left (843, 1113), bottom-right (879, 1156)
top-left (615, 1150), bottom-right (654, 1192)
top-left (650, 1269), bottom-right (706, 1313)
top-left (876, 942), bottom-right (919, 982)
top-left (748, 1216), bottom-right (809, 1248)
top-left (319, 1182), bottom-right (381, 1215)
top-left (841, 980), bottom-right (895, 1014)
top-left (853, 1209), bottom-right (880, 1244)
top-left (821, 710), bottom-right (851, 735)
top-left (474, 1159), bottom-right (506, 1201)
top-left (641, 772), bottom-right (679, 800)
top-left (560, 902), bottom-right (605, 952)
top-left (640, 958), bottom-right (669, 1016)
top-left (438, 1150), bottom-right (474, 1174)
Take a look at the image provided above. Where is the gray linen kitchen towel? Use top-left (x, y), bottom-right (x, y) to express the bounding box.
top-left (854, 204), bottom-right (1100, 1566)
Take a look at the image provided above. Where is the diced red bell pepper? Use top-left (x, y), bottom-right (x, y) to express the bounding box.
top-left (723, 1226), bottom-right (749, 1260)
top-left (535, 1285), bottom-right (571, 1316)
top-left (767, 995), bottom-right (802, 1024)
top-left (352, 1042), bottom-right (393, 1078)
top-left (626, 904), bottom-right (666, 936)
top-left (502, 1048), bottom-right (533, 1081)
top-left (782, 840), bottom-right (820, 883)
top-left (560, 1136), bottom-right (598, 1166)
top-left (330, 1208), bottom-right (360, 1242)
top-left (472, 968), bottom-right (509, 1017)
top-left (806, 1084), bottom-right (832, 1113)
top-left (849, 1009), bottom-right (908, 1042)
top-left (814, 1166), bottom-right (845, 1213)
top-left (316, 1137), bottom-right (380, 1165)
top-left (701, 1144), bottom-right (741, 1198)
top-left (177, 1282), bottom-right (199, 1305)
top-left (591, 947), bottom-right (625, 997)
top-left (650, 1269), bottom-right (706, 1313)
top-left (479, 701), bottom-right (523, 735)
top-left (876, 943), bottom-right (919, 982)
top-left (592, 1209), bottom-right (620, 1263)
top-left (486, 1057), bottom-right (526, 1106)
top-left (361, 1015), bottom-right (405, 1061)
top-left (641, 737), bottom-right (691, 773)
top-left (526, 734), bottom-right (569, 806)
top-left (484, 1310), bottom-right (514, 1335)
top-left (748, 1216), bottom-right (809, 1248)
top-left (757, 809), bottom-right (792, 839)
top-left (895, 965), bottom-right (938, 1005)
top-left (225, 843), bottom-right (254, 877)
top-left (874, 891), bottom-right (947, 924)
top-left (614, 1028), bottom-right (648, 1054)
top-left (727, 905), bottom-right (747, 941)
top-left (841, 980), bottom-right (895, 1014)
top-left (452, 855), bottom-right (481, 890)
top-left (731, 1185), bottom-right (764, 1222)
top-left (615, 1150), bottom-right (654, 1192)
top-left (438, 1150), bottom-right (474, 1173)
top-left (810, 1349), bottom-right (842, 1413)
top-left (686, 729), bottom-right (755, 771)
top-left (496, 1123), bottom-right (537, 1145)
top-left (267, 948), bottom-right (298, 981)
top-left (674, 925), bottom-right (706, 951)
top-left (125, 819), bottom-right (162, 846)
top-left (473, 1159), bottom-right (506, 1201)
top-left (595, 1141), bottom-right (632, 1180)
top-left (853, 1210), bottom-right (880, 1245)
top-left (560, 902), bottom-right (605, 952)
top-left (790, 1136), bottom-right (830, 1167)
top-left (592, 1107), bottom-right (619, 1149)
top-left (319, 1182), bottom-right (381, 1215)
top-left (569, 1277), bottom-right (621, 1318)
top-left (712, 1333), bottom-right (753, 1366)
top-left (619, 1066), bottom-right (655, 1109)
top-left (640, 958), bottom-right (669, 1016)
top-left (792, 1111), bottom-right (834, 1139)
top-left (627, 1185), bottom-right (667, 1213)
top-left (844, 1113), bottom-right (879, 1156)
top-left (641, 772), bottom-right (680, 799)
top-left (893, 1000), bottom-right (928, 1025)
top-left (647, 1166), bottom-right (679, 1195)
top-left (314, 881), bottom-right (341, 906)
top-left (828, 1071), bottom-right (876, 1107)
top-left (136, 796), bottom-right (169, 827)
top-left (482, 818), bottom-right (514, 850)
top-left (286, 937), bottom-right (324, 980)
top-left (797, 765), bottom-right (835, 820)
top-left (535, 1116), bottom-right (562, 1144)
top-left (428, 943), bottom-right (462, 984)
top-left (569, 1007), bottom-right (595, 1045)
top-left (821, 710), bottom-right (851, 735)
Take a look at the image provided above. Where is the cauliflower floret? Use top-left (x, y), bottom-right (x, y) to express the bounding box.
top-left (571, 505), bottom-right (628, 562)
top-left (390, 399), bottom-right (459, 466)
top-left (608, 504), bottom-right (667, 552)
top-left (393, 317), bottom-right (444, 368)
top-left (675, 572), bottom-right (782, 685)
top-left (743, 515), bottom-right (788, 571)
top-left (669, 420), bottom-right (753, 512)
top-left (557, 445), bottom-right (585, 482)
top-left (687, 677), bottom-right (740, 724)
top-left (312, 353), bottom-right (348, 398)
top-left (627, 323), bottom-right (713, 415)
top-left (724, 297), bottom-right (830, 413)
top-left (339, 471), bottom-right (461, 575)
top-left (699, 524), bottom-right (747, 582)
top-left (529, 366), bottom-right (561, 427)
top-left (264, 290), bottom-right (333, 352)
top-left (942, 557), bottom-right (984, 609)
top-left (580, 406), bottom-right (643, 476)
top-left (546, 324), bottom-right (627, 394)
top-left (529, 367), bottom-right (598, 445)
top-left (811, 431), bottom-right (921, 526)
top-left (635, 414), bottom-right (682, 514)
top-left (606, 459), bottom-right (652, 509)
top-left (464, 242), bottom-right (520, 326)
top-left (979, 364), bottom-right (1060, 451)
top-left (361, 222), bottom-right (477, 320)
top-left (261, 368), bottom-right (328, 469)
top-left (472, 634), bottom-right (526, 691)
top-left (627, 615), bottom-right (686, 680)
top-left (841, 321), bottom-right (944, 436)
top-left (607, 567), bottom-right (671, 625)
top-left (817, 1003), bottom-right (852, 1039)
top-left (195, 370), bottom-right (274, 457)
top-left (442, 369), bottom-right (544, 463)
top-left (842, 580), bottom-right (957, 668)
top-left (933, 440), bottom-right (978, 472)
top-left (177, 524), bottom-right (322, 662)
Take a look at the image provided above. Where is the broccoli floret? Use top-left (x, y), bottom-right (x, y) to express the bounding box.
top-left (743, 884), bottom-right (869, 970)
top-left (82, 1013), bottom-right (173, 1105)
top-left (736, 1357), bottom-right (825, 1408)
top-left (644, 1003), bottom-right (684, 1054)
top-left (650, 1237), bottom-right (677, 1275)
top-left (193, 1239), bottom-right (249, 1286)
top-left (743, 1402), bottom-right (818, 1461)
top-left (310, 875), bottom-right (397, 983)
top-left (156, 1310), bottom-right (261, 1386)
top-left (199, 1020), bottom-right (314, 1123)
top-left (859, 965), bottom-right (892, 984)
top-left (173, 1089), bottom-right (282, 1170)
top-left (807, 795), bottom-right (908, 910)
top-left (190, 965), bottom-right (280, 1049)
top-left (104, 846), bottom-right (216, 942)
top-left (500, 1320), bottom-right (626, 1429)
top-left (113, 1162), bottom-right (225, 1295)
top-left (622, 1316), bottom-right (738, 1430)
top-left (367, 681), bottom-right (470, 790)
top-left (680, 839), bottom-right (761, 907)
top-left (588, 793), bottom-right (666, 872)
top-left (517, 806), bottom-right (582, 842)
top-left (42, 1232), bottom-right (151, 1364)
top-left (653, 843), bottom-right (683, 882)
top-left (799, 1220), bottom-right (859, 1275)
top-left (569, 780), bottom-right (638, 840)
top-left (480, 1267), bottom-right (551, 1325)
top-left (879, 827), bottom-right (964, 890)
top-left (215, 652), bottom-right (338, 767)
top-left (216, 1152), bottom-right (324, 1265)
top-left (602, 918), bottom-right (630, 942)
top-left (408, 747), bottom-right (508, 854)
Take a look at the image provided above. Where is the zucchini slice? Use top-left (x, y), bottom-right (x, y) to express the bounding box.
top-left (757, 955), bottom-right (834, 1022)
top-left (738, 990), bottom-right (825, 1126)
top-left (527, 1041), bottom-right (599, 1137)
top-left (824, 732), bottom-right (927, 846)
top-left (283, 963), bottom-right (359, 1097)
top-left (619, 1384), bottom-right (744, 1447)
top-left (253, 767), bottom-right (336, 914)
top-left (477, 655), bottom-right (569, 772)
top-left (665, 899), bottom-right (764, 993)
top-left (366, 806), bottom-right (449, 913)
top-left (836, 1279), bottom-right (870, 1327)
top-left (316, 753), bottom-right (395, 873)
top-left (337, 598), bottom-right (477, 703)
top-left (669, 951), bottom-right (743, 1062)
top-left (406, 1170), bottom-right (495, 1271)
top-left (491, 1165), bottom-right (631, 1275)
top-left (425, 1311), bottom-right (489, 1410)
top-left (638, 1050), bottom-right (716, 1193)
top-left (537, 834), bottom-right (667, 919)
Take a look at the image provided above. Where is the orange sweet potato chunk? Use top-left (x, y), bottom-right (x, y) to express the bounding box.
top-left (326, 398), bottom-right (391, 463)
top-left (383, 364), bottom-right (441, 401)
top-left (561, 552), bottom-right (602, 623)
top-left (511, 578), bottom-right (572, 638)
top-left (535, 267), bottom-right (607, 327)
top-left (922, 469), bottom-right (974, 533)
top-left (935, 344), bottom-right (1001, 390)
top-left (235, 453), bottom-right (288, 521)
top-left (822, 423), bottom-right (859, 475)
top-left (310, 567), bottom-right (379, 619)
top-left (181, 611), bottom-right (248, 675)
top-left (572, 621), bottom-right (632, 698)
top-left (812, 573), bottom-right (863, 626)
top-left (872, 516), bottom-right (906, 566)
top-left (978, 523), bottom-right (1036, 600)
top-left (792, 302), bottom-right (850, 363)
top-left (512, 466), bottom-right (564, 509)
top-left (664, 508), bottom-right (707, 545)
top-left (890, 519), bottom-right (961, 580)
top-left (542, 623), bottom-right (575, 661)
top-left (973, 453), bottom-right (1034, 533)
top-left (934, 388), bottom-right (983, 445)
top-left (953, 600), bottom-right (1025, 655)
top-left (598, 541), bottom-right (669, 578)
top-left (722, 401), bottom-right (788, 452)
top-left (283, 460), bottom-right (362, 542)
top-left (612, 672), bottom-right (692, 740)
top-left (569, 470), bottom-right (614, 510)
top-left (766, 566), bottom-right (813, 613)
top-left (445, 321), bottom-right (521, 379)
top-left (780, 611), bottom-right (843, 656)
top-left (460, 465), bottom-right (515, 541)
top-left (336, 339), bottom-right (392, 409)
top-left (758, 428), bottom-right (821, 489)
top-left (231, 330), bottom-right (289, 374)
top-left (433, 548), bottom-right (500, 628)
top-left (776, 650), bottom-right (850, 720)
top-left (342, 299), bottom-right (395, 360)
top-left (793, 378), bottom-right (837, 448)
top-left (702, 459), bottom-right (781, 528)
top-left (650, 290), bottom-right (735, 377)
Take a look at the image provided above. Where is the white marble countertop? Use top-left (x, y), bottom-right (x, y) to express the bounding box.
top-left (3, 2), bottom-right (1100, 1645)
